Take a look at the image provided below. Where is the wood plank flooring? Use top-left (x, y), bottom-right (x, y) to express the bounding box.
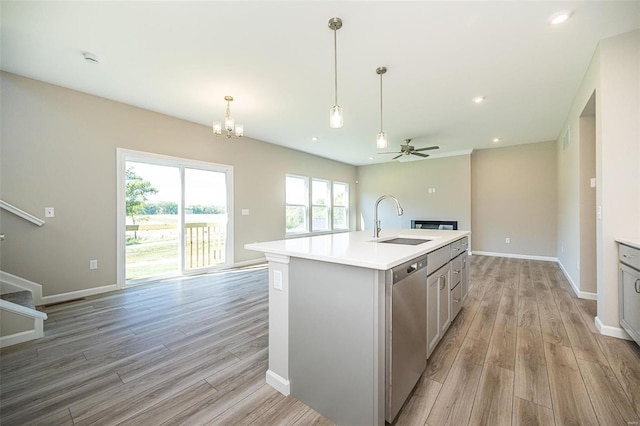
top-left (1, 256), bottom-right (640, 425)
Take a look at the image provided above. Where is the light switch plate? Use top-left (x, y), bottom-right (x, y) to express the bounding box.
top-left (242, 209), bottom-right (250, 216)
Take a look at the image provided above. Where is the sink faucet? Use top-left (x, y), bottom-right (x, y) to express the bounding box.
top-left (374, 195), bottom-right (404, 238)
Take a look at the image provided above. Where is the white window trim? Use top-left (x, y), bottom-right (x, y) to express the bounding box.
top-left (116, 148), bottom-right (234, 288)
top-left (332, 180), bottom-right (350, 230)
top-left (285, 174), bottom-right (350, 237)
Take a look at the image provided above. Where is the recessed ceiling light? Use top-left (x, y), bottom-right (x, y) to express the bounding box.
top-left (369, 156), bottom-right (374, 160)
top-left (472, 96), bottom-right (486, 104)
top-left (549, 10), bottom-right (573, 25)
top-left (492, 138), bottom-right (502, 143)
top-left (82, 52), bottom-right (100, 64)
top-left (311, 136), bottom-right (319, 141)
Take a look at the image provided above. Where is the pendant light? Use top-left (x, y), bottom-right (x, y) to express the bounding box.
top-left (328, 17), bottom-right (343, 128)
top-left (376, 66), bottom-right (388, 149)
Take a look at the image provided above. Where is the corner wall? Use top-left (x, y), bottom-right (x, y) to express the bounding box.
top-left (471, 141), bottom-right (558, 258)
top-left (557, 29), bottom-right (640, 335)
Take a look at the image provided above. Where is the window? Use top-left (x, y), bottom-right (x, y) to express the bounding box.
top-left (312, 179), bottom-right (330, 231)
top-left (333, 181), bottom-right (349, 230)
top-left (286, 174), bottom-right (349, 234)
top-left (286, 175), bottom-right (308, 233)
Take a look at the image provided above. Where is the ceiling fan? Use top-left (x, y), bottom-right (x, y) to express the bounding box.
top-left (379, 139), bottom-right (440, 160)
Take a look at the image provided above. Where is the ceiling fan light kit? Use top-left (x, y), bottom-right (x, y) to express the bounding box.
top-left (328, 17), bottom-right (344, 129)
top-left (376, 66), bottom-right (388, 149)
top-left (213, 95), bottom-right (243, 139)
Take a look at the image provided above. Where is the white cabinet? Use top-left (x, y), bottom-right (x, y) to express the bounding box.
top-left (619, 243), bottom-right (640, 345)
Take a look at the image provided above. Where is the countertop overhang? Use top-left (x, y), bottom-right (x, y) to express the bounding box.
top-left (245, 229), bottom-right (471, 270)
top-left (616, 237), bottom-right (640, 250)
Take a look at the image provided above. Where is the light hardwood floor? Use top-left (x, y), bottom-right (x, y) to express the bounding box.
top-left (1, 256), bottom-right (640, 425)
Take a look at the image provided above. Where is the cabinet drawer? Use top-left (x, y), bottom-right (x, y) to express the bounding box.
top-left (620, 244), bottom-right (640, 271)
top-left (427, 245), bottom-right (450, 276)
top-left (451, 282), bottom-right (462, 320)
top-left (450, 256), bottom-right (462, 287)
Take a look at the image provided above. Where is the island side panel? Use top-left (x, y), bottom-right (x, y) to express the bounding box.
top-left (289, 257), bottom-right (386, 426)
top-left (265, 253), bottom-right (291, 395)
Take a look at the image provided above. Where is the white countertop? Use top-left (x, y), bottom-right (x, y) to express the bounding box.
top-left (245, 229), bottom-right (471, 270)
top-left (616, 237), bottom-right (640, 250)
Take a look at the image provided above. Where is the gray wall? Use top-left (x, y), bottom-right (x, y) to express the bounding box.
top-left (0, 72), bottom-right (357, 296)
top-left (356, 155), bottom-right (471, 237)
top-left (471, 141), bottom-right (558, 258)
top-left (557, 29), bottom-right (640, 329)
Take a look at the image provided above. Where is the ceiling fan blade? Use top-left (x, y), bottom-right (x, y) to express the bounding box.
top-left (414, 145), bottom-right (440, 152)
top-left (392, 154), bottom-right (403, 160)
top-left (377, 151), bottom-right (401, 155)
top-left (412, 152), bottom-right (429, 158)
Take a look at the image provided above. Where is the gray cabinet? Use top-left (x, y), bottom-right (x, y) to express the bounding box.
top-left (427, 262), bottom-right (449, 357)
top-left (619, 244), bottom-right (640, 345)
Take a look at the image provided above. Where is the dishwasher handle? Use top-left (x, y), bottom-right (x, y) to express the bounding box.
top-left (392, 256), bottom-right (427, 284)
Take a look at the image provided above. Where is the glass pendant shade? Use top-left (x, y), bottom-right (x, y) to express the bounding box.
top-left (225, 116), bottom-right (235, 132)
top-left (376, 131), bottom-right (388, 149)
top-left (330, 105), bottom-right (343, 128)
top-left (234, 124), bottom-right (244, 137)
top-left (213, 122), bottom-right (222, 135)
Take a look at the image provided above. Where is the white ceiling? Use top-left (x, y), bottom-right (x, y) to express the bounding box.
top-left (1, 1), bottom-right (639, 166)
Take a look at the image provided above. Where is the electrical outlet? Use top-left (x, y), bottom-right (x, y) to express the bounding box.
top-left (505, 237), bottom-right (511, 244)
top-left (89, 259), bottom-right (98, 270)
top-left (273, 270), bottom-right (283, 291)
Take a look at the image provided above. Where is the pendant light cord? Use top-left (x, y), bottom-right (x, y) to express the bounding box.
top-left (379, 73), bottom-right (383, 132)
top-left (334, 28), bottom-right (338, 105)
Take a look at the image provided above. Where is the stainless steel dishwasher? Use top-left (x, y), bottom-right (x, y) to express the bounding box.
top-left (385, 255), bottom-right (428, 423)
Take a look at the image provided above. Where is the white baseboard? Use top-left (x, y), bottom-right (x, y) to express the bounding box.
top-left (233, 258), bottom-right (267, 268)
top-left (41, 284), bottom-right (118, 305)
top-left (471, 251), bottom-right (558, 262)
top-left (0, 329), bottom-right (42, 348)
top-left (595, 316), bottom-right (632, 340)
top-left (0, 271), bottom-right (43, 305)
top-left (265, 370), bottom-right (290, 396)
top-left (557, 261), bottom-right (597, 300)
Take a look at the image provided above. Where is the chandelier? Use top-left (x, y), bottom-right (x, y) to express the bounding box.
top-left (213, 96), bottom-right (244, 139)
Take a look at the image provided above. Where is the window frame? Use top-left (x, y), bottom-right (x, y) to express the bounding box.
top-left (285, 174), bottom-right (349, 237)
top-left (285, 174), bottom-right (310, 235)
top-left (332, 180), bottom-right (350, 231)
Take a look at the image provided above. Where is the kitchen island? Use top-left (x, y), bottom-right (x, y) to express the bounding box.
top-left (245, 228), bottom-right (470, 425)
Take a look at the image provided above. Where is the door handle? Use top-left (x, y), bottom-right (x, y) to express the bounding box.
top-left (439, 275), bottom-right (446, 290)
top-left (635, 278), bottom-right (640, 294)
top-left (453, 269), bottom-right (460, 274)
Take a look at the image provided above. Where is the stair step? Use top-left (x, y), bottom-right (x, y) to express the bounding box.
top-left (1, 290), bottom-right (35, 310)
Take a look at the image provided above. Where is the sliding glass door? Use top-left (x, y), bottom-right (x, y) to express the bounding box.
top-left (184, 168), bottom-right (229, 272)
top-left (118, 149), bottom-right (233, 286)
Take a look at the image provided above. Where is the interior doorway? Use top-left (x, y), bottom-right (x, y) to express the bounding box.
top-left (579, 92), bottom-right (597, 295)
top-left (117, 149), bottom-right (234, 286)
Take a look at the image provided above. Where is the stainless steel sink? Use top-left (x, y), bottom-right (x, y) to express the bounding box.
top-left (378, 237), bottom-right (433, 245)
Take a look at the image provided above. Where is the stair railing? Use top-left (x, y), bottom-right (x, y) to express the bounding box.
top-left (0, 200), bottom-right (45, 226)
